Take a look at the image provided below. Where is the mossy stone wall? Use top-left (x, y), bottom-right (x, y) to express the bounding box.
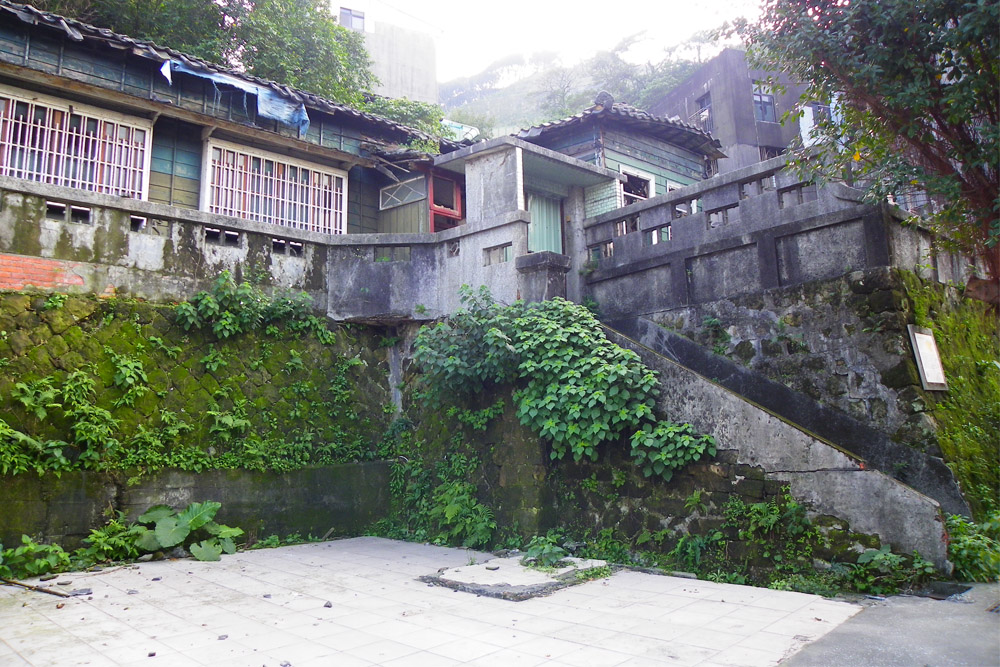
top-left (404, 382), bottom-right (884, 572)
top-left (0, 291), bottom-right (398, 546)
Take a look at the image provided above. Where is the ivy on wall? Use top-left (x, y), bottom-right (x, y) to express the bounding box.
top-left (901, 271), bottom-right (1000, 520)
top-left (0, 275), bottom-right (391, 478)
top-left (413, 286), bottom-right (716, 481)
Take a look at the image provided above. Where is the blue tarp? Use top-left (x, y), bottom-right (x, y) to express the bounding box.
top-left (169, 60), bottom-right (310, 136)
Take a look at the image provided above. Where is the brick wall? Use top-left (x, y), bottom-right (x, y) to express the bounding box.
top-left (0, 253), bottom-right (88, 291)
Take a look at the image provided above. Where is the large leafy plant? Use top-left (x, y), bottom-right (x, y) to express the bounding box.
top-left (413, 287), bottom-right (715, 480)
top-left (133, 501), bottom-right (243, 561)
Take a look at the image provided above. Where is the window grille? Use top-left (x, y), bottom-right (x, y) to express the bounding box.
top-left (0, 92), bottom-right (149, 199)
top-left (206, 140), bottom-right (346, 235)
top-left (380, 177), bottom-right (426, 210)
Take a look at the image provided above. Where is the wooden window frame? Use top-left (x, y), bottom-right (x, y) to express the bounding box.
top-left (428, 172), bottom-right (463, 232)
top-left (0, 83), bottom-right (151, 200)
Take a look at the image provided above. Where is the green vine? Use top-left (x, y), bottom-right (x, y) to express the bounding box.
top-left (413, 287), bottom-right (715, 479)
top-left (174, 271), bottom-right (333, 343)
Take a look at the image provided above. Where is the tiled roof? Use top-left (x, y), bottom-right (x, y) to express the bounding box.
top-left (516, 98), bottom-right (726, 159)
top-left (0, 0), bottom-right (459, 149)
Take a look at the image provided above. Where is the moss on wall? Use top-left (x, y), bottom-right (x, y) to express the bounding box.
top-left (900, 271), bottom-right (1000, 519)
top-left (0, 292), bottom-right (394, 478)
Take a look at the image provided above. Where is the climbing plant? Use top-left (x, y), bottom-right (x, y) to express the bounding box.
top-left (174, 271), bottom-right (334, 344)
top-left (413, 286), bottom-right (715, 479)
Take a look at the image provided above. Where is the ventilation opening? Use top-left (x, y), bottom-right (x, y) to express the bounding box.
top-left (130, 216), bottom-right (147, 232)
top-left (70, 206), bottom-right (92, 224)
top-left (45, 201), bottom-right (66, 221)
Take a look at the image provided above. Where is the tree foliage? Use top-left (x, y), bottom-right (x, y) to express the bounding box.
top-left (363, 96), bottom-right (445, 138)
top-left (739, 0), bottom-right (1000, 278)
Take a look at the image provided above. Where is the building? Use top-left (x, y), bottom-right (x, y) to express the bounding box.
top-left (336, 3), bottom-right (438, 105)
top-left (648, 49), bottom-right (817, 175)
top-left (515, 92), bottom-right (725, 255)
top-left (0, 1), bottom-right (968, 570)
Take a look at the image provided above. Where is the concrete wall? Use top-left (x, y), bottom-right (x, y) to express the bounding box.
top-left (0, 464), bottom-right (390, 549)
top-left (0, 176), bottom-right (333, 309)
top-left (365, 21), bottom-right (438, 104)
top-left (648, 49), bottom-right (808, 174)
top-left (579, 158), bottom-right (964, 322)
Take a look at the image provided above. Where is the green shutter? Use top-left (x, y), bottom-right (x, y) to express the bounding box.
top-left (528, 193), bottom-right (562, 254)
top-left (149, 118), bottom-right (202, 209)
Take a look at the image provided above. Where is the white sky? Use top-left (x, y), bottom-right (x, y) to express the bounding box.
top-left (359, 0), bottom-right (762, 82)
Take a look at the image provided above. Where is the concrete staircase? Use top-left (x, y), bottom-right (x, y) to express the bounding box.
top-left (601, 321), bottom-right (953, 570)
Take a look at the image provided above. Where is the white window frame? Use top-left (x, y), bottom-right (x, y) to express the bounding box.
top-left (201, 139), bottom-right (348, 235)
top-left (0, 83), bottom-right (152, 199)
top-left (619, 165), bottom-right (655, 206)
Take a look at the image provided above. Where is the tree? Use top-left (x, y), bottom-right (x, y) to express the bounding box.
top-left (231, 0), bottom-right (373, 108)
top-left (363, 96), bottom-right (444, 138)
top-left (739, 0), bottom-right (999, 279)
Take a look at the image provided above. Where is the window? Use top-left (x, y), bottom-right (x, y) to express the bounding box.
top-left (778, 184), bottom-right (818, 209)
top-left (204, 140), bottom-right (346, 235)
top-left (380, 177), bottom-right (426, 210)
top-left (759, 146), bottom-right (785, 161)
top-left (613, 216), bottom-right (638, 237)
top-left (642, 225), bottom-right (671, 246)
top-left (0, 86), bottom-right (150, 199)
top-left (429, 173), bottom-right (463, 232)
top-left (484, 243), bottom-right (512, 266)
top-left (272, 238), bottom-right (304, 256)
top-left (620, 167), bottom-right (654, 206)
top-left (707, 205), bottom-right (738, 229)
top-left (752, 81), bottom-right (777, 123)
top-left (672, 198), bottom-right (700, 218)
top-left (205, 227), bottom-right (240, 247)
top-left (740, 175), bottom-right (777, 199)
top-left (339, 7), bottom-right (365, 31)
top-left (810, 103), bottom-right (831, 123)
top-left (694, 92), bottom-right (713, 132)
top-left (588, 241), bottom-right (614, 262)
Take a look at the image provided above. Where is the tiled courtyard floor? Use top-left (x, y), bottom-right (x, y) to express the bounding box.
top-left (0, 537), bottom-right (863, 666)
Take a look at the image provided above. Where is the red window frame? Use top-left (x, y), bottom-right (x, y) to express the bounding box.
top-left (428, 172), bottom-right (463, 232)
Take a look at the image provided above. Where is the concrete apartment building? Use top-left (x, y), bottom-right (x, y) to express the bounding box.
top-left (649, 49), bottom-right (823, 175)
top-left (337, 3), bottom-right (438, 104)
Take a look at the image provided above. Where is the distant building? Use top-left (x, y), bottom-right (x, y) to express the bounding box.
top-left (336, 3), bottom-right (438, 104)
top-left (649, 49), bottom-right (820, 175)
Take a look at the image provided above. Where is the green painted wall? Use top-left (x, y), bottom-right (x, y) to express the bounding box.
top-left (378, 201), bottom-right (428, 234)
top-left (603, 129), bottom-right (703, 192)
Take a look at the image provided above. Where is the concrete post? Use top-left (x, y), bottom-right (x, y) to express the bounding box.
top-left (515, 251), bottom-right (570, 302)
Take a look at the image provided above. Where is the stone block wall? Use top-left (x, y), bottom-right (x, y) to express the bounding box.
top-left (0, 292), bottom-right (397, 547)
top-left (643, 268), bottom-right (936, 452)
top-left (0, 464), bottom-right (390, 549)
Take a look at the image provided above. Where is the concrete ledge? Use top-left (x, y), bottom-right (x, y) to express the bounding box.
top-left (515, 251), bottom-right (571, 273)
